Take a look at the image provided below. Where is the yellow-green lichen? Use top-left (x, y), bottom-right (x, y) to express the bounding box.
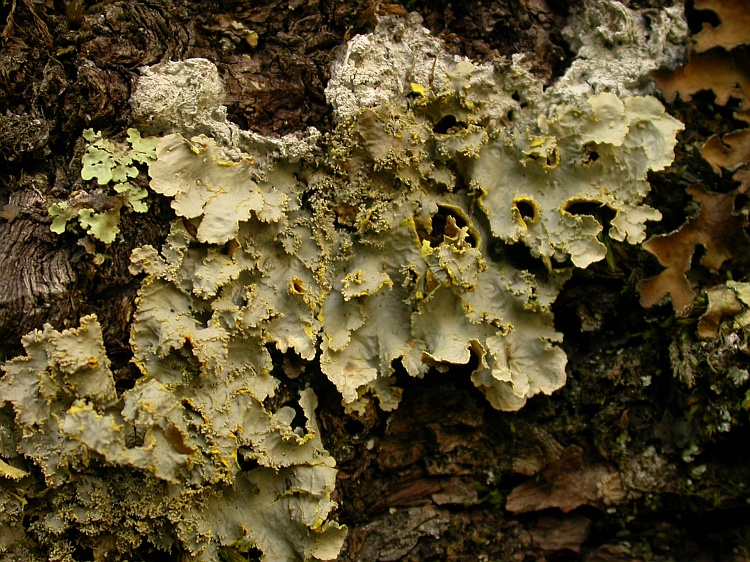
top-left (49, 128), bottom-right (158, 244)
top-left (135, 10), bottom-right (684, 415)
top-left (135, 59), bottom-right (681, 416)
top-left (0, 316), bottom-right (345, 560)
top-left (2, 6), bottom-right (689, 560)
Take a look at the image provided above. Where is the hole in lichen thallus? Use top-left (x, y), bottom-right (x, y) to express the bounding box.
top-left (290, 277), bottom-right (305, 295)
top-left (512, 198), bottom-right (539, 226)
top-left (237, 451), bottom-right (260, 472)
top-left (432, 115), bottom-right (467, 135)
top-left (193, 306), bottom-right (214, 328)
top-left (221, 545), bottom-right (264, 561)
top-left (418, 205), bottom-right (477, 246)
top-left (489, 239), bottom-right (549, 279)
top-left (289, 400), bottom-right (308, 434)
top-left (582, 143), bottom-right (599, 165)
top-left (176, 341), bottom-right (203, 376)
top-left (511, 91), bottom-right (528, 108)
top-left (734, 193), bottom-right (749, 213)
top-left (564, 200), bottom-right (616, 227)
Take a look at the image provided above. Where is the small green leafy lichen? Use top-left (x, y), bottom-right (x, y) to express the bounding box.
top-left (81, 128), bottom-right (159, 185)
top-left (49, 128), bottom-right (158, 244)
top-left (48, 201), bottom-right (74, 234)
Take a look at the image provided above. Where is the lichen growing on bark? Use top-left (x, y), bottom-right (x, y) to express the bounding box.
top-left (137, 11), bottom-right (683, 413)
top-left (49, 129), bottom-right (159, 244)
top-left (0, 3), bottom-right (688, 560)
top-left (0, 316), bottom-right (345, 561)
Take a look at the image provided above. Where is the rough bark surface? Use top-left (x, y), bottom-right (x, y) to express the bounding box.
top-left (2, 0), bottom-right (750, 561)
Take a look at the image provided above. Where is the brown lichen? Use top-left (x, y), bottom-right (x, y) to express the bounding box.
top-left (701, 127), bottom-right (750, 173)
top-left (654, 0), bottom-right (750, 175)
top-left (692, 0), bottom-right (750, 53)
top-left (638, 185), bottom-right (750, 315)
top-left (654, 48), bottom-right (750, 109)
top-left (697, 283), bottom-right (745, 338)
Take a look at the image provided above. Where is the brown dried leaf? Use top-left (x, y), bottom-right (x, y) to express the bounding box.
top-left (638, 185), bottom-right (750, 315)
top-left (702, 127), bottom-right (750, 173)
top-left (693, 0), bottom-right (750, 53)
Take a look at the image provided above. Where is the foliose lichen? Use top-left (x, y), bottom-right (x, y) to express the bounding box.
top-left (1, 4), bottom-right (687, 560)
top-left (49, 128), bottom-right (159, 244)
top-left (135, 10), bottom-right (683, 413)
top-left (0, 316), bottom-right (345, 560)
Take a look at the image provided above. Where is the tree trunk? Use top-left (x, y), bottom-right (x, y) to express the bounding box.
top-left (1, 1), bottom-right (749, 560)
